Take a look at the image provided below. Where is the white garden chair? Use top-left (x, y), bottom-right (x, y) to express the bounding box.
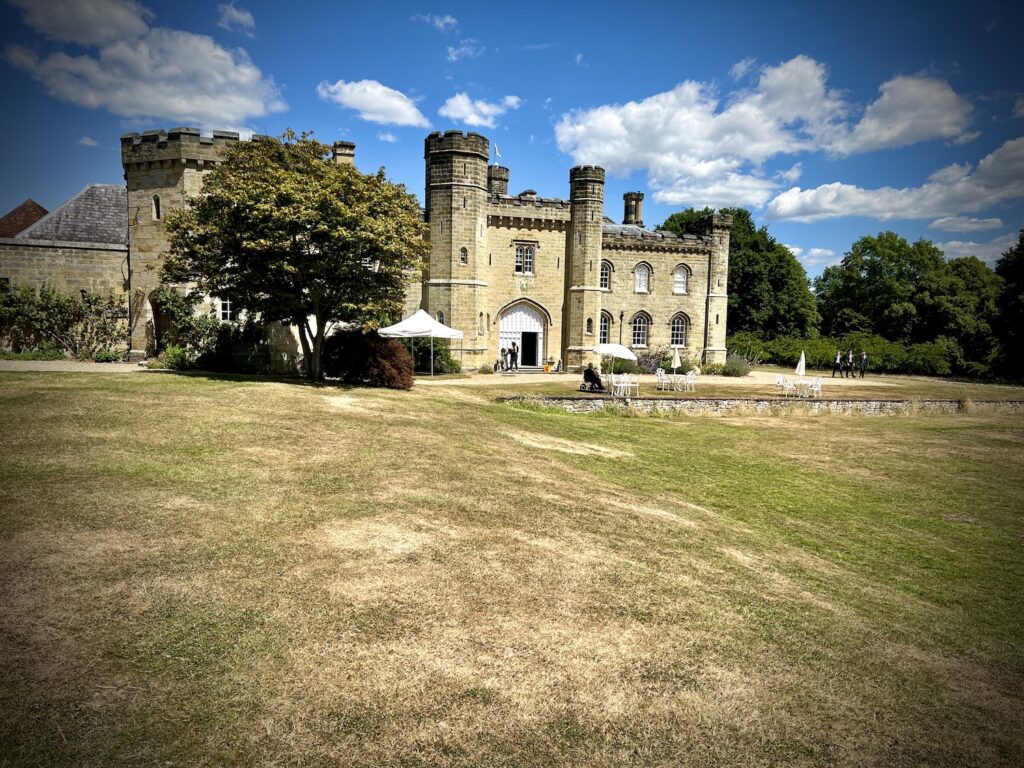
top-left (778, 375), bottom-right (796, 397)
top-left (655, 368), bottom-right (671, 391)
top-left (683, 370), bottom-right (697, 392)
top-left (807, 377), bottom-right (823, 399)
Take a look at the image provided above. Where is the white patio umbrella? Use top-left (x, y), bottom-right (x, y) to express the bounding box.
top-left (795, 350), bottom-right (806, 379)
top-left (671, 347), bottom-right (683, 375)
top-left (379, 309), bottom-right (464, 376)
top-left (592, 342), bottom-right (637, 375)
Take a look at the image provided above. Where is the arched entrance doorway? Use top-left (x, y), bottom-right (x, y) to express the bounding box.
top-left (499, 303), bottom-right (545, 368)
top-left (149, 291), bottom-right (173, 353)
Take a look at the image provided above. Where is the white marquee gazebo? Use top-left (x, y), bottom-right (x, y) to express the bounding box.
top-left (378, 309), bottom-right (464, 376)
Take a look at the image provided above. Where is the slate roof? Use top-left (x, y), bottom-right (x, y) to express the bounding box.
top-left (602, 223), bottom-right (701, 243)
top-left (17, 184), bottom-right (127, 245)
top-left (0, 199), bottom-right (48, 237)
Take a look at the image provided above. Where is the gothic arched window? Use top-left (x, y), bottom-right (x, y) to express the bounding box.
top-left (673, 264), bottom-right (690, 294)
top-left (631, 312), bottom-right (650, 347)
top-left (460, 247), bottom-right (468, 265)
top-left (634, 263), bottom-right (650, 293)
top-left (152, 194), bottom-right (161, 221)
top-left (600, 260), bottom-right (612, 290)
top-left (670, 314), bottom-right (689, 347)
top-left (600, 311), bottom-right (612, 344)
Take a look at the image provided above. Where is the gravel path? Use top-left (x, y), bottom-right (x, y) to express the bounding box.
top-left (0, 360), bottom-right (143, 373)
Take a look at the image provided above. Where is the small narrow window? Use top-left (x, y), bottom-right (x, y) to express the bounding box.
top-left (463, 162), bottom-right (467, 176)
top-left (463, 196), bottom-right (467, 209)
top-left (488, 253), bottom-right (492, 265)
top-left (459, 247), bottom-right (468, 265)
top-left (478, 312), bottom-right (485, 335)
top-left (716, 314), bottom-right (720, 325)
top-left (219, 299), bottom-right (234, 322)
top-left (599, 312), bottom-right (611, 344)
top-left (437, 310), bottom-right (446, 325)
top-left (152, 194), bottom-right (161, 221)
top-left (586, 318), bottom-right (593, 335)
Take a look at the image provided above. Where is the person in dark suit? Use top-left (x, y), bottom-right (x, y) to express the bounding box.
top-left (510, 341), bottom-right (519, 371)
top-left (859, 351), bottom-right (868, 378)
top-left (832, 350), bottom-right (842, 378)
top-left (581, 362), bottom-right (605, 392)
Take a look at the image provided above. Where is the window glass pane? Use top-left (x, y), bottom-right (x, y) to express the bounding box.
top-left (632, 315), bottom-right (648, 346)
top-left (674, 267), bottom-right (687, 293)
top-left (600, 313), bottom-right (610, 344)
top-left (671, 316), bottom-right (687, 346)
top-left (600, 262), bottom-right (610, 289)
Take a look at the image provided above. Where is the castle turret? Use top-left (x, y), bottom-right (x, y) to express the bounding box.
top-left (120, 127), bottom-right (240, 356)
top-left (487, 165), bottom-right (509, 196)
top-left (423, 131), bottom-right (490, 362)
top-left (563, 165), bottom-right (605, 370)
top-left (623, 191), bottom-right (644, 227)
top-left (703, 212), bottom-right (732, 364)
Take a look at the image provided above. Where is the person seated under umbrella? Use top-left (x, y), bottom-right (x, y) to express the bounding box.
top-left (580, 362), bottom-right (605, 392)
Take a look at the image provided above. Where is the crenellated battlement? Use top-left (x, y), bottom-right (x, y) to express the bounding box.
top-left (568, 165), bottom-right (606, 183)
top-left (424, 130), bottom-right (489, 159)
top-left (120, 127), bottom-right (243, 169)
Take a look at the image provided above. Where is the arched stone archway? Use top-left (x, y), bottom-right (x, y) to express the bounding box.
top-left (499, 302), bottom-right (546, 368)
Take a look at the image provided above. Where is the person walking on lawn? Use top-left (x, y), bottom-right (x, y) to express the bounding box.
top-left (832, 350), bottom-right (842, 378)
top-left (860, 351), bottom-right (868, 378)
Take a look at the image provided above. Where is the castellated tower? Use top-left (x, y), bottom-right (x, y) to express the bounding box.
top-left (120, 127), bottom-right (240, 354)
top-left (704, 213), bottom-right (733, 364)
top-left (562, 165), bottom-right (605, 370)
top-left (423, 131), bottom-right (490, 361)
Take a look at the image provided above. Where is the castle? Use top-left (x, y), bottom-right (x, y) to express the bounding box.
top-left (0, 128), bottom-right (732, 369)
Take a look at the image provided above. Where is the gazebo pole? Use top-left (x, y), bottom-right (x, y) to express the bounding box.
top-left (430, 333), bottom-right (434, 377)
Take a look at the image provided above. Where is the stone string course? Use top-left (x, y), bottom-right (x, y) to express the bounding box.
top-left (514, 396), bottom-right (1024, 415)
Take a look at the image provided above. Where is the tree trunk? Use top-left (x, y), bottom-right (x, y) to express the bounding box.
top-left (310, 318), bottom-right (325, 381)
top-left (296, 321), bottom-right (313, 378)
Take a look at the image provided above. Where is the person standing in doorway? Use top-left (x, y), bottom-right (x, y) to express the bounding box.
top-left (510, 341), bottom-right (519, 371)
top-left (860, 351), bottom-right (868, 378)
top-left (832, 350), bottom-right (842, 378)
top-left (500, 347), bottom-right (508, 371)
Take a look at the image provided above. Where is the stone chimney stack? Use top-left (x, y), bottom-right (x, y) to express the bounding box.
top-left (488, 164), bottom-right (509, 196)
top-left (623, 191), bottom-right (644, 227)
top-left (332, 141), bottom-right (356, 166)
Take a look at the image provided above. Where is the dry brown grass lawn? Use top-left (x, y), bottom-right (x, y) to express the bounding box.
top-left (1, 371), bottom-right (1022, 767)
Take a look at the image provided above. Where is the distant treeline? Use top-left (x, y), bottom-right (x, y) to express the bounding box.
top-left (661, 209), bottom-right (1024, 380)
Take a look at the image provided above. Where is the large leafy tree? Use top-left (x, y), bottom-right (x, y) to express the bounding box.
top-left (660, 207), bottom-right (818, 338)
top-left (915, 256), bottom-right (1002, 365)
top-left (994, 229), bottom-right (1024, 379)
top-left (163, 131), bottom-right (428, 380)
top-left (814, 231), bottom-right (945, 341)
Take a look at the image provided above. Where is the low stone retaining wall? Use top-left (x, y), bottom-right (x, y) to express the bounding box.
top-left (510, 396), bottom-right (1024, 416)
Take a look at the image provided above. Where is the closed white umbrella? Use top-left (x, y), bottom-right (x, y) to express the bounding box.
top-left (795, 350), bottom-right (806, 379)
top-left (671, 347), bottom-right (682, 375)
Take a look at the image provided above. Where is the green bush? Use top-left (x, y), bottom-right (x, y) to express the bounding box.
top-left (92, 349), bottom-right (124, 363)
top-left (478, 364), bottom-right (494, 374)
top-left (721, 353), bottom-right (752, 377)
top-left (702, 363), bottom-right (725, 375)
top-left (0, 283), bottom-right (128, 359)
top-left (408, 337), bottom-right (460, 374)
top-left (0, 348), bottom-right (65, 361)
top-left (162, 345), bottom-right (190, 370)
top-left (195, 320), bottom-right (276, 374)
top-left (322, 329), bottom-right (414, 389)
top-left (601, 358), bottom-right (642, 374)
top-left (150, 284), bottom-right (220, 357)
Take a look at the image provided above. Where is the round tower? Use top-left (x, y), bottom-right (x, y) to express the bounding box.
top-left (487, 164), bottom-right (509, 196)
top-left (563, 165), bottom-right (605, 370)
top-left (423, 131), bottom-right (490, 361)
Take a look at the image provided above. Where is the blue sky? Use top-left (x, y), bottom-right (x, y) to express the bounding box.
top-left (1, 0), bottom-right (1022, 278)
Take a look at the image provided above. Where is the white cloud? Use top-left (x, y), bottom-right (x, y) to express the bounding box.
top-left (438, 92), bottom-right (521, 128)
top-left (834, 76), bottom-right (975, 154)
top-left (783, 244), bottom-right (803, 257)
top-left (446, 39), bottom-right (483, 62)
top-left (729, 57), bottom-right (756, 81)
top-left (554, 56), bottom-right (979, 210)
top-left (7, 0), bottom-right (152, 46)
top-left (1014, 96), bottom-right (1024, 118)
top-left (377, 131), bottom-right (397, 143)
top-left (936, 232), bottom-right (1017, 265)
top-left (7, 27), bottom-right (285, 127)
top-left (929, 216), bottom-right (1003, 232)
top-left (765, 137), bottom-right (1024, 222)
top-left (776, 161), bottom-right (803, 183)
top-left (316, 79), bottom-right (431, 128)
top-left (412, 13), bottom-right (458, 32)
top-left (574, 53), bottom-right (584, 66)
top-left (78, 135), bottom-right (98, 146)
top-left (217, 2), bottom-right (255, 36)
top-left (805, 247), bottom-right (838, 265)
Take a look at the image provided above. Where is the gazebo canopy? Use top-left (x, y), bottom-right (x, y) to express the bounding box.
top-left (378, 309), bottom-right (463, 340)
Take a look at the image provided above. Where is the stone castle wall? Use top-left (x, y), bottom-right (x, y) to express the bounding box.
top-left (0, 239), bottom-right (127, 295)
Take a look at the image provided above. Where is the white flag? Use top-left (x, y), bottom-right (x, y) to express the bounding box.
top-left (494, 143), bottom-right (501, 160)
